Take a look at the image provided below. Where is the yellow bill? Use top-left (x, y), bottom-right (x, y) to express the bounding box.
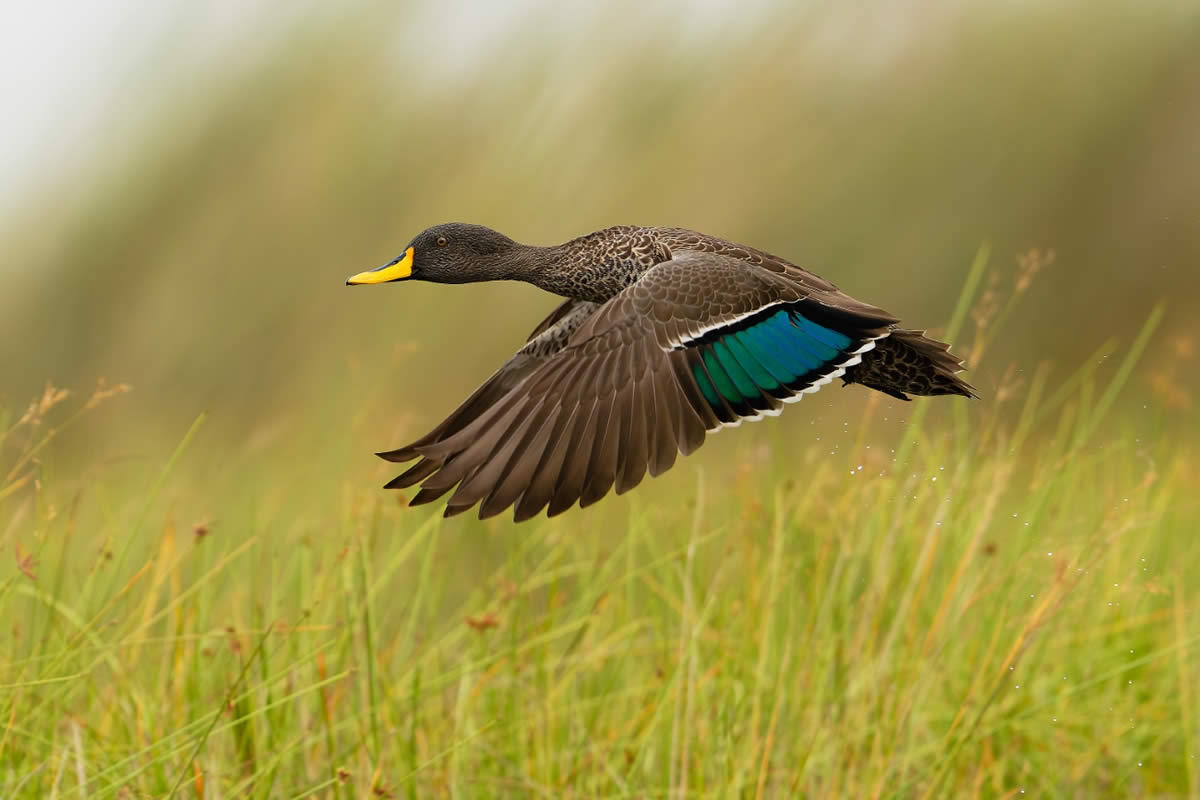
top-left (346, 246), bottom-right (414, 285)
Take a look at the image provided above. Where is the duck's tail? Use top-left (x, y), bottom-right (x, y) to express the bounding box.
top-left (842, 328), bottom-right (976, 401)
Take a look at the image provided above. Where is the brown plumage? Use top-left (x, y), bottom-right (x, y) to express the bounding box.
top-left (347, 223), bottom-right (976, 522)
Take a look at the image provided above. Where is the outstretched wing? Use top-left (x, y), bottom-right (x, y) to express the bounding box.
top-left (385, 251), bottom-right (898, 522)
top-left (376, 298), bottom-right (598, 485)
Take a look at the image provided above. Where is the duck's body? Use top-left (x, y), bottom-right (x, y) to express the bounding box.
top-left (348, 223), bottom-right (974, 522)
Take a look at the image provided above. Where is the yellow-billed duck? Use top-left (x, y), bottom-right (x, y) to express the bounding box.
top-left (347, 223), bottom-right (975, 522)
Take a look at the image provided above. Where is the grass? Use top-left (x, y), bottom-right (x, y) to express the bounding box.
top-left (0, 264), bottom-right (1197, 798)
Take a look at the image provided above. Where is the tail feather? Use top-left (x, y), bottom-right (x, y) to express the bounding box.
top-left (842, 328), bottom-right (976, 400)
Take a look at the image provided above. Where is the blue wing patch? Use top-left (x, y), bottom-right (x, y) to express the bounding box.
top-left (689, 309), bottom-right (859, 411)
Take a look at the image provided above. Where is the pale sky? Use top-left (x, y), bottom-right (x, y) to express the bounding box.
top-left (0, 0), bottom-right (283, 212)
top-left (0, 0), bottom-right (868, 217)
top-left (3, 1), bottom-right (158, 202)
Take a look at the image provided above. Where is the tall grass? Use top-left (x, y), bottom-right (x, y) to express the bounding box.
top-left (0, 255), bottom-right (1195, 798)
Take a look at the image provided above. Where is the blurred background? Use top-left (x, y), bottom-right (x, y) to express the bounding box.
top-left (2, 0), bottom-right (1197, 503)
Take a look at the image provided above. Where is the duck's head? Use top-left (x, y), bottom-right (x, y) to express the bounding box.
top-left (346, 223), bottom-right (520, 286)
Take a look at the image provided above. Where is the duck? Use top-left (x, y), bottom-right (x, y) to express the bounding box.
top-left (346, 223), bottom-right (975, 522)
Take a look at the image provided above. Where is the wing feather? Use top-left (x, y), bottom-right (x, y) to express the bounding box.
top-left (545, 395), bottom-right (600, 517)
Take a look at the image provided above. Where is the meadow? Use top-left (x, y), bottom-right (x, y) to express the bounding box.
top-left (2, 2), bottom-right (1198, 797)
top-left (2, 250), bottom-right (1196, 797)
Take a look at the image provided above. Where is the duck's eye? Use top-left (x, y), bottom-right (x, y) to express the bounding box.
top-left (436, 236), bottom-right (448, 247)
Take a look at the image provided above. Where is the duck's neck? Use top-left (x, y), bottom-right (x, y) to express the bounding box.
top-left (492, 242), bottom-right (582, 299)
top-left (493, 243), bottom-right (555, 283)
top-left (498, 236), bottom-right (640, 303)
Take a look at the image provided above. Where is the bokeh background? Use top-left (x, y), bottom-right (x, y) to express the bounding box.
top-left (2, 0), bottom-right (1198, 499)
top-left (3, 3), bottom-right (1199, 795)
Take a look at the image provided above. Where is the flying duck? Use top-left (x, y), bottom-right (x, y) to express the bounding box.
top-left (347, 223), bottom-right (975, 522)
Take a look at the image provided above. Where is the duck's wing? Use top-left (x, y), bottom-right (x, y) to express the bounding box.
top-left (658, 230), bottom-right (975, 400)
top-left (658, 227), bottom-right (880, 307)
top-left (375, 299), bottom-right (599, 484)
top-left (393, 251), bottom-right (898, 522)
